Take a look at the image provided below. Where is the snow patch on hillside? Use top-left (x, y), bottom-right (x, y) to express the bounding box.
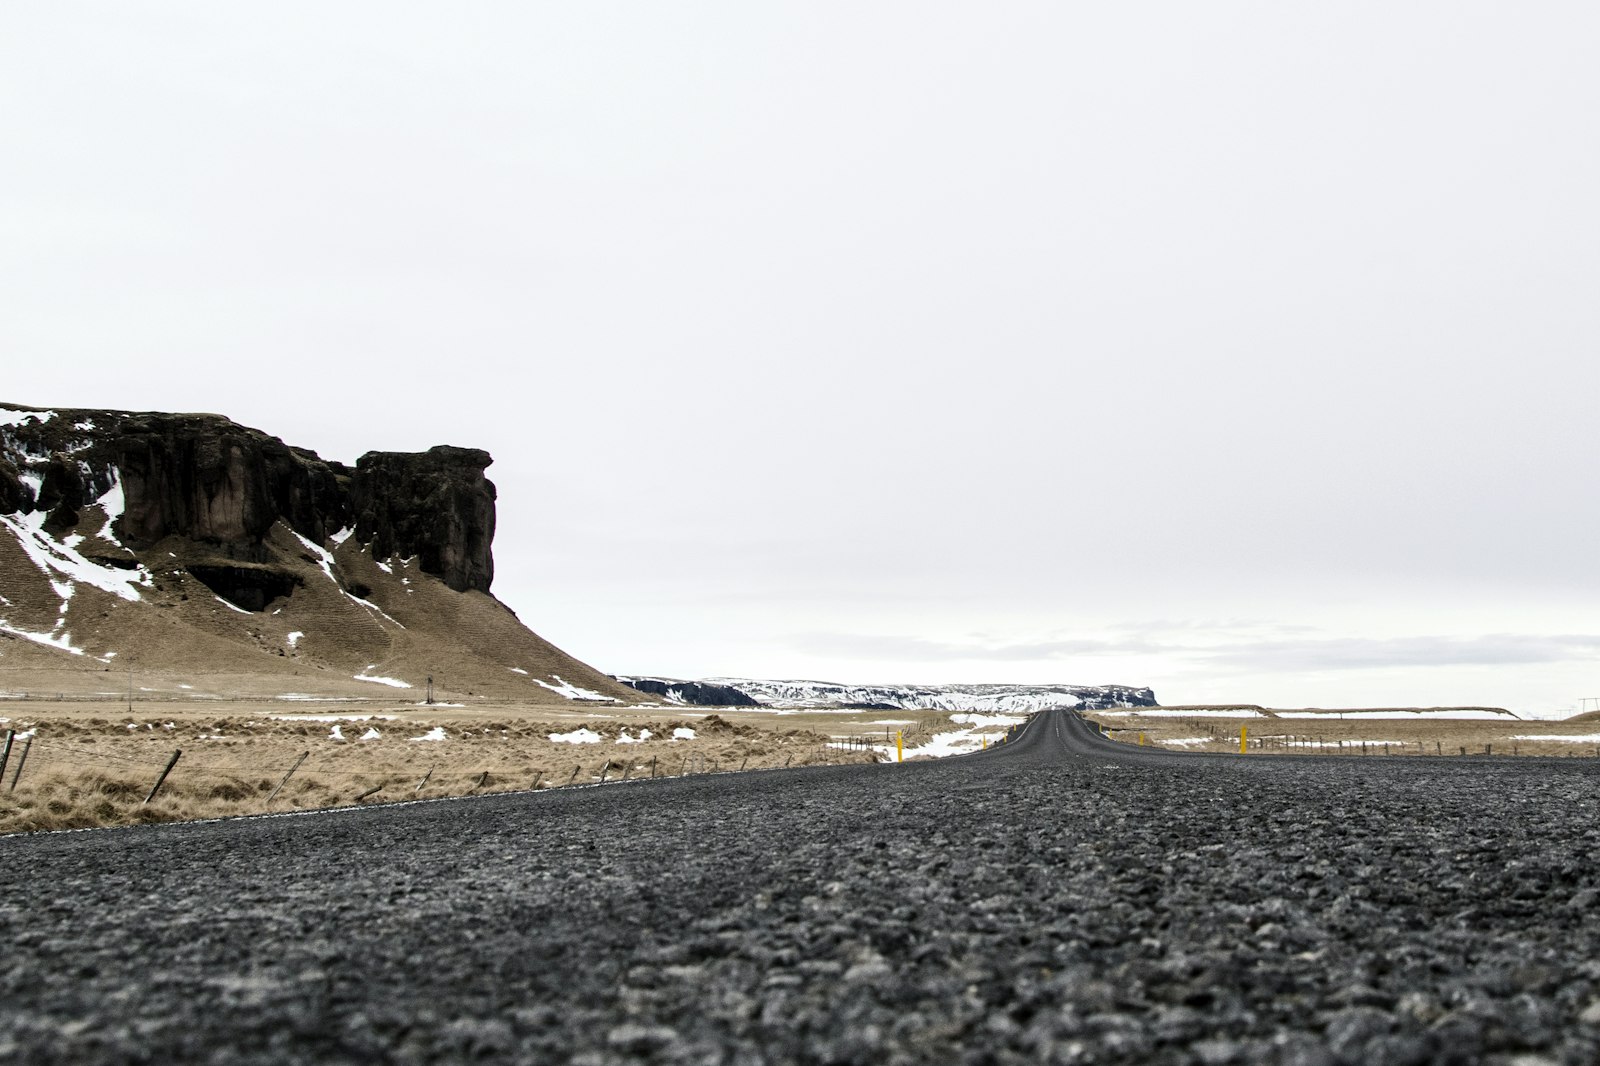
top-left (0, 479), bottom-right (153, 603)
top-left (534, 676), bottom-right (617, 702)
top-left (353, 669), bottom-right (411, 689)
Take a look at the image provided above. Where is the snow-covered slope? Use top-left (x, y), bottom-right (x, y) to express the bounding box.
top-left (619, 677), bottom-right (1157, 712)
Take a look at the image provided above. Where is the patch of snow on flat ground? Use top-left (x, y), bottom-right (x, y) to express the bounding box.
top-left (1100, 709), bottom-right (1267, 718)
top-left (285, 631), bottom-right (304, 648)
top-left (1277, 710), bottom-right (1512, 720)
top-left (534, 676), bottom-right (617, 702)
top-left (550, 728), bottom-right (602, 744)
top-left (950, 712), bottom-right (1026, 729)
top-left (1161, 737), bottom-right (1212, 746)
top-left (328, 725), bottom-right (347, 741)
top-left (616, 729), bottom-right (652, 744)
top-left (271, 714), bottom-right (397, 722)
top-left (509, 667), bottom-right (529, 675)
top-left (358, 728), bottom-right (381, 741)
top-left (902, 730), bottom-right (985, 758)
top-left (1511, 733), bottom-right (1600, 743)
top-left (410, 727), bottom-right (448, 742)
top-left (672, 727), bottom-right (697, 740)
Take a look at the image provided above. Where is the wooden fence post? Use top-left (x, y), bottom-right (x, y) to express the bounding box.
top-left (143, 749), bottom-right (182, 805)
top-left (355, 784), bottom-right (383, 802)
top-left (267, 751), bottom-right (309, 803)
top-left (472, 771), bottom-right (489, 791)
top-left (414, 768), bottom-right (433, 794)
top-left (7, 736), bottom-right (32, 791)
top-left (650, 756), bottom-right (657, 780)
top-left (598, 762), bottom-right (609, 785)
top-left (567, 764), bottom-right (581, 786)
top-left (0, 730), bottom-right (13, 786)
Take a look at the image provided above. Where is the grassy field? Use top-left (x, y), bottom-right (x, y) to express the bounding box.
top-left (13, 695), bottom-right (1585, 835)
top-left (1084, 707), bottom-right (1600, 759)
top-left (0, 698), bottom-right (997, 834)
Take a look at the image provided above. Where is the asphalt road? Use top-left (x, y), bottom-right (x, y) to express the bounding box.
top-left (4, 709), bottom-right (1600, 1064)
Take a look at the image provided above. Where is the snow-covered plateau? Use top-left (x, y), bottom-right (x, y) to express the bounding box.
top-left (616, 676), bottom-right (1157, 713)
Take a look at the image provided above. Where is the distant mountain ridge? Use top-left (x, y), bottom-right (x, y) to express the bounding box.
top-left (615, 676), bottom-right (1157, 712)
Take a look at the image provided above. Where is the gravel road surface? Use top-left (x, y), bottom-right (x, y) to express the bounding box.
top-left (4, 709), bottom-right (1600, 1064)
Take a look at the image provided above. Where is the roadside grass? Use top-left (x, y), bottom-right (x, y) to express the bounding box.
top-left (1085, 711), bottom-right (1600, 758)
top-left (0, 707), bottom-right (902, 834)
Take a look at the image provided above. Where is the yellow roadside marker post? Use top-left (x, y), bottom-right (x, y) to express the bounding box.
top-left (896, 730), bottom-right (903, 762)
top-left (982, 736), bottom-right (987, 750)
top-left (1240, 725), bottom-right (1248, 754)
top-left (1138, 732), bottom-right (1145, 746)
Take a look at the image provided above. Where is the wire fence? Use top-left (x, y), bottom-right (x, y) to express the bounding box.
top-left (0, 724), bottom-right (877, 833)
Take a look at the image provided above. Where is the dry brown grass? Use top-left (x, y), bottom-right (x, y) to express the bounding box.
top-left (1085, 710), bottom-right (1600, 759)
top-left (0, 704), bottom-right (907, 834)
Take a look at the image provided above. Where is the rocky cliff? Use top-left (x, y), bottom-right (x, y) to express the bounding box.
top-left (0, 402), bottom-right (634, 704)
top-left (0, 405), bottom-right (493, 594)
top-left (614, 677), bottom-right (762, 707)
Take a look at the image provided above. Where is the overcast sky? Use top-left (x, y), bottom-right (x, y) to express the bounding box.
top-left (4, 4), bottom-right (1597, 713)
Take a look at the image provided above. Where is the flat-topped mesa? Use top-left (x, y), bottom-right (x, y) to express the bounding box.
top-left (0, 404), bottom-right (496, 592)
top-left (0, 402), bottom-right (637, 705)
top-left (350, 446), bottom-right (495, 594)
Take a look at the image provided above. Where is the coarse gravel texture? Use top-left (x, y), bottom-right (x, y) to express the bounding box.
top-left (3, 709), bottom-right (1600, 1064)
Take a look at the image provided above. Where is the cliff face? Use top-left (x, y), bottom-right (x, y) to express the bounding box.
top-left (0, 402), bottom-right (639, 705)
top-left (351, 447), bottom-right (495, 594)
top-left (0, 405), bottom-right (492, 593)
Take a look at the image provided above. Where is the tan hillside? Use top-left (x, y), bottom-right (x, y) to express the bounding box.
top-left (0, 404), bottom-right (642, 708)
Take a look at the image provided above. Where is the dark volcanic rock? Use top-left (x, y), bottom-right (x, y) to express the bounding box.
top-left (350, 446), bottom-right (496, 594)
top-left (110, 414), bottom-right (350, 556)
top-left (37, 453), bottom-right (88, 534)
top-left (1079, 685), bottom-right (1159, 710)
top-left (617, 678), bottom-right (761, 707)
top-left (0, 454), bottom-right (33, 515)
top-left (0, 403), bottom-right (499, 596)
top-left (186, 563), bottom-right (305, 613)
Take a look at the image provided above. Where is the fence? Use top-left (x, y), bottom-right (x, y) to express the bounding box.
top-left (0, 730), bottom-right (824, 834)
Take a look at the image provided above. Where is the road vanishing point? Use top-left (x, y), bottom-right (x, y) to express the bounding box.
top-left (4, 709), bottom-right (1600, 1064)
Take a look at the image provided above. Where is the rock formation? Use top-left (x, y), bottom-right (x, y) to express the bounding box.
top-left (614, 677), bottom-right (762, 707)
top-left (350, 447), bottom-right (495, 594)
top-left (0, 402), bottom-right (636, 705)
top-left (0, 405), bottom-right (493, 593)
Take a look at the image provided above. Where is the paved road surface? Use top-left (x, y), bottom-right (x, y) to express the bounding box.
top-left (3, 709), bottom-right (1600, 1064)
